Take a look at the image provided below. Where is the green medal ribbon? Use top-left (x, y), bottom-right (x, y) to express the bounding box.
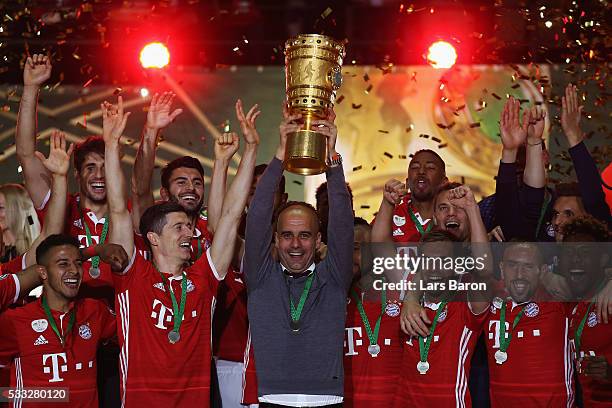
top-left (408, 206), bottom-right (432, 237)
top-left (290, 272), bottom-right (315, 325)
top-left (418, 298), bottom-right (449, 363)
top-left (158, 270), bottom-right (188, 339)
top-left (41, 296), bottom-right (76, 346)
top-left (79, 207), bottom-right (109, 269)
top-left (498, 301), bottom-right (527, 353)
top-left (196, 237), bottom-right (202, 261)
top-left (350, 285), bottom-right (387, 348)
top-left (535, 191), bottom-right (552, 238)
top-left (574, 300), bottom-right (595, 356)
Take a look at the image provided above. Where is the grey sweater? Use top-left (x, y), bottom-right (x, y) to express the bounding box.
top-left (244, 157), bottom-right (354, 397)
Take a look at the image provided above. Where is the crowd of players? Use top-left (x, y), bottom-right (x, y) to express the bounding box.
top-left (0, 54), bottom-right (610, 408)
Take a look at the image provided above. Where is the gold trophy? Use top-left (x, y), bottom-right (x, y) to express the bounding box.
top-left (284, 34), bottom-right (346, 175)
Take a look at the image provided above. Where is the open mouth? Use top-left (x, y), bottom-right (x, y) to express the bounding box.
top-left (179, 194), bottom-right (199, 204)
top-left (288, 251), bottom-right (304, 259)
top-left (63, 276), bottom-right (80, 289)
top-left (569, 268), bottom-right (586, 283)
top-left (511, 279), bottom-right (529, 293)
top-left (179, 241), bottom-right (191, 250)
top-left (445, 220), bottom-right (460, 230)
top-left (90, 181), bottom-right (105, 194)
top-left (415, 178), bottom-right (428, 189)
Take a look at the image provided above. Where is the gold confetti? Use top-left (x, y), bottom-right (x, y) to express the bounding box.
top-left (431, 136), bottom-right (442, 143)
top-left (384, 152), bottom-right (393, 159)
top-left (378, 129), bottom-right (389, 134)
top-left (419, 134), bottom-right (430, 139)
top-left (492, 93), bottom-right (502, 100)
top-left (365, 84), bottom-right (373, 94)
top-left (293, 180), bottom-right (303, 185)
top-left (360, 205), bottom-right (371, 209)
top-left (336, 95), bottom-right (345, 104)
top-left (351, 103), bottom-right (362, 109)
top-left (321, 7), bottom-right (332, 18)
top-left (438, 143), bottom-right (448, 148)
top-left (352, 165), bottom-right (363, 171)
top-left (469, 123), bottom-right (481, 128)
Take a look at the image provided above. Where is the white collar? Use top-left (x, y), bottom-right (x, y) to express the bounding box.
top-left (281, 262), bottom-right (315, 276)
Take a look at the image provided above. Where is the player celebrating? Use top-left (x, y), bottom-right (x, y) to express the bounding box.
top-left (394, 185), bottom-right (493, 408)
top-left (102, 96), bottom-right (257, 406)
top-left (0, 234), bottom-right (118, 408)
top-left (560, 217), bottom-right (611, 406)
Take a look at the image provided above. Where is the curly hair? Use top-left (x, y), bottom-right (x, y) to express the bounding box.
top-left (562, 215), bottom-right (610, 242)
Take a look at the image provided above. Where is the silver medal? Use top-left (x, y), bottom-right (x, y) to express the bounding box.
top-left (494, 350), bottom-right (507, 365)
top-left (168, 330), bottom-right (181, 344)
top-left (89, 266), bottom-right (100, 279)
top-left (417, 361), bottom-right (430, 374)
top-left (290, 320), bottom-right (300, 332)
top-left (368, 344), bottom-right (380, 357)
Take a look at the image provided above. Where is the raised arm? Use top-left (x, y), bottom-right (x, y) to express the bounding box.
top-left (523, 105), bottom-right (546, 188)
top-left (23, 131), bottom-right (73, 267)
top-left (312, 110), bottom-right (354, 289)
top-left (209, 100), bottom-right (260, 279)
top-left (562, 84), bottom-right (611, 225)
top-left (371, 179), bottom-right (407, 243)
top-left (207, 100), bottom-right (244, 233)
top-left (102, 97), bottom-right (134, 256)
top-left (16, 54), bottom-right (53, 208)
top-left (496, 97), bottom-right (528, 240)
top-left (244, 107), bottom-right (300, 287)
top-left (449, 185), bottom-right (494, 314)
top-left (131, 92), bottom-right (183, 231)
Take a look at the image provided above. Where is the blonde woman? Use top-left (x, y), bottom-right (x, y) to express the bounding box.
top-left (0, 184), bottom-right (41, 262)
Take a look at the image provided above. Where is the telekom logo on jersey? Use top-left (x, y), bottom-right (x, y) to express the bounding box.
top-left (41, 353), bottom-right (94, 382)
top-left (150, 299), bottom-right (197, 330)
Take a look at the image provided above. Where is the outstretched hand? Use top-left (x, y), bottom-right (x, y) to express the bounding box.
top-left (561, 84), bottom-right (584, 148)
top-left (24, 54), bottom-right (52, 87)
top-left (277, 102), bottom-right (302, 160)
top-left (146, 92), bottom-right (183, 131)
top-left (500, 97), bottom-right (529, 151)
top-left (34, 130), bottom-right (74, 177)
top-left (236, 99), bottom-right (261, 145)
top-left (101, 96), bottom-right (131, 145)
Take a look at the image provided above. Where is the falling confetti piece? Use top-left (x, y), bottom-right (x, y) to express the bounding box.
top-left (436, 123), bottom-right (447, 129)
top-left (351, 103), bottom-right (362, 109)
top-left (469, 123), bottom-right (481, 128)
top-left (321, 7), bottom-right (332, 18)
top-left (438, 143), bottom-right (448, 148)
top-left (363, 73), bottom-right (370, 82)
top-left (378, 130), bottom-right (389, 134)
top-left (492, 93), bottom-right (502, 100)
top-left (360, 205), bottom-right (371, 209)
top-left (511, 84), bottom-right (520, 89)
top-left (431, 136), bottom-right (442, 143)
top-left (336, 95), bottom-right (345, 104)
top-left (384, 152), bottom-right (393, 159)
top-left (352, 165), bottom-right (363, 171)
top-left (83, 78), bottom-right (93, 88)
top-left (293, 180), bottom-right (303, 185)
top-left (419, 134), bottom-right (430, 139)
top-left (365, 84), bottom-right (373, 94)
top-left (399, 155), bottom-right (407, 159)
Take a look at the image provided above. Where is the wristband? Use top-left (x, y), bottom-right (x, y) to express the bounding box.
top-left (328, 152), bottom-right (342, 167)
top-left (527, 139), bottom-right (543, 146)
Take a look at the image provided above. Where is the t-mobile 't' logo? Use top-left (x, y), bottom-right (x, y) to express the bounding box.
top-left (151, 299), bottom-right (174, 330)
top-left (42, 353), bottom-right (67, 383)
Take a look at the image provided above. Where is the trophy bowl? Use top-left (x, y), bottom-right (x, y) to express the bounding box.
top-left (284, 34), bottom-right (346, 175)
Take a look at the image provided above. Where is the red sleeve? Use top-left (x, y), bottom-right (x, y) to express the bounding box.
top-left (463, 302), bottom-right (490, 332)
top-left (0, 274), bottom-right (18, 312)
top-left (0, 310), bottom-right (19, 367)
top-left (189, 248), bottom-right (221, 295)
top-left (98, 302), bottom-right (117, 342)
top-left (112, 250), bottom-right (145, 292)
top-left (0, 256), bottom-right (25, 274)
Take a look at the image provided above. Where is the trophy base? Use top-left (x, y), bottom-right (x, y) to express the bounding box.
top-left (284, 130), bottom-right (328, 175)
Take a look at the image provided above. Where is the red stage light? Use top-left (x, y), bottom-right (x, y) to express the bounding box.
top-left (139, 42), bottom-right (170, 69)
top-left (427, 41), bottom-right (457, 69)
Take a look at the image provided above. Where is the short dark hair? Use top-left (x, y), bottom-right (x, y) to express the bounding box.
top-left (421, 228), bottom-right (462, 243)
top-left (315, 182), bottom-right (354, 205)
top-left (139, 202), bottom-right (187, 249)
top-left (412, 149), bottom-right (446, 175)
top-left (555, 182), bottom-right (581, 198)
top-left (255, 164), bottom-right (286, 194)
top-left (275, 201), bottom-right (320, 232)
top-left (503, 241), bottom-right (543, 265)
top-left (74, 136), bottom-right (104, 173)
top-left (161, 156), bottom-right (205, 190)
top-left (562, 215), bottom-right (610, 242)
top-left (36, 234), bottom-right (80, 265)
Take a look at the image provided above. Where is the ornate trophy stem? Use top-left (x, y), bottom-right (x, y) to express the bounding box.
top-left (284, 34), bottom-right (346, 175)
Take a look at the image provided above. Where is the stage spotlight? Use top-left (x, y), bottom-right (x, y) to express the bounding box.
top-left (140, 88), bottom-right (150, 98)
top-left (140, 42), bottom-right (170, 69)
top-left (427, 41), bottom-right (457, 69)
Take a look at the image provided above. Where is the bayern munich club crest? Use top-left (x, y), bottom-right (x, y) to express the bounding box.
top-left (31, 319), bottom-right (48, 333)
top-left (186, 279), bottom-right (195, 293)
top-left (385, 302), bottom-right (401, 317)
top-left (79, 324), bottom-right (92, 340)
top-left (524, 302), bottom-right (539, 318)
top-left (587, 312), bottom-right (598, 328)
top-left (438, 306), bottom-right (448, 323)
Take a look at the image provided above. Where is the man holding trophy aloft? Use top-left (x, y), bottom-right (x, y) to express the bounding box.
top-left (243, 34), bottom-right (354, 407)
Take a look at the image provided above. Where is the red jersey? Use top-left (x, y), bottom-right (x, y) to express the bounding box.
top-left (484, 299), bottom-right (575, 408)
top-left (192, 214), bottom-right (212, 262)
top-left (344, 289), bottom-right (403, 408)
top-left (391, 195), bottom-right (433, 243)
top-left (393, 300), bottom-right (487, 408)
top-left (0, 298), bottom-right (116, 408)
top-left (0, 255), bottom-right (25, 274)
top-left (569, 302), bottom-right (612, 407)
top-left (0, 273), bottom-right (19, 311)
top-left (241, 328), bottom-right (259, 405)
top-left (37, 192), bottom-right (149, 304)
top-left (113, 249), bottom-right (221, 407)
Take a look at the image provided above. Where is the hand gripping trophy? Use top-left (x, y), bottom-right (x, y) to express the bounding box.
top-left (284, 34), bottom-right (346, 175)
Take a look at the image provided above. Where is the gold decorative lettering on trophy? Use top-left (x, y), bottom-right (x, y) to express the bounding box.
top-left (284, 34), bottom-right (346, 175)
